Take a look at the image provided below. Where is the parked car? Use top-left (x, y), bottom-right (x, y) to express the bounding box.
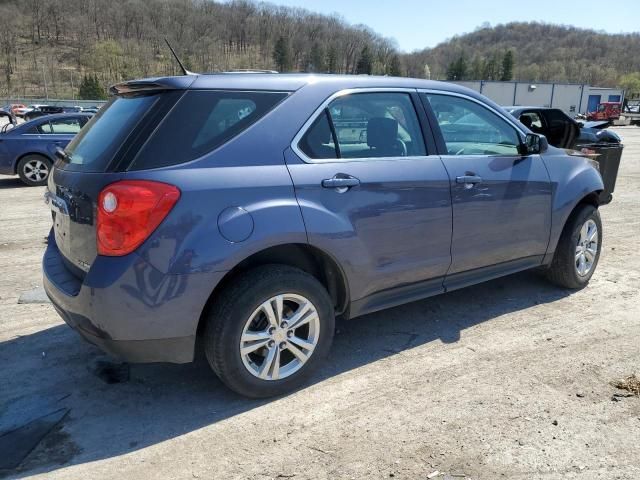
top-left (506, 106), bottom-right (622, 203)
top-left (0, 113), bottom-right (92, 186)
top-left (23, 105), bottom-right (66, 121)
top-left (62, 106), bottom-right (83, 113)
top-left (43, 74), bottom-right (605, 398)
top-left (505, 106), bottom-right (621, 149)
top-left (80, 106), bottom-right (101, 114)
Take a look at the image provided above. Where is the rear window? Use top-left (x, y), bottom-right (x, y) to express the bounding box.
top-left (130, 90), bottom-right (288, 170)
top-left (63, 95), bottom-right (157, 172)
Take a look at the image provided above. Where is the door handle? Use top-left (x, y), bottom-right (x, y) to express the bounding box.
top-left (456, 175), bottom-right (483, 186)
top-left (322, 175), bottom-right (360, 191)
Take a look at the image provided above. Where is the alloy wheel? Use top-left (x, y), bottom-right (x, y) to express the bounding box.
top-left (575, 219), bottom-right (598, 276)
top-left (23, 159), bottom-right (49, 182)
top-left (239, 294), bottom-right (320, 381)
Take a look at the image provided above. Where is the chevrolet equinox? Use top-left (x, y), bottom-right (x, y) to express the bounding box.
top-left (43, 74), bottom-right (605, 397)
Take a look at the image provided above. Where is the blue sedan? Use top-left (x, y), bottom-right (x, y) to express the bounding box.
top-left (0, 113), bottom-right (92, 186)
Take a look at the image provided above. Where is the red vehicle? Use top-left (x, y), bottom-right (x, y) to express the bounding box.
top-left (587, 102), bottom-right (621, 122)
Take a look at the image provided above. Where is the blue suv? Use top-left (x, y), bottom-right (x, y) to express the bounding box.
top-left (43, 74), bottom-right (605, 397)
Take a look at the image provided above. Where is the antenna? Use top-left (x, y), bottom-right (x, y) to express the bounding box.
top-left (164, 38), bottom-right (195, 76)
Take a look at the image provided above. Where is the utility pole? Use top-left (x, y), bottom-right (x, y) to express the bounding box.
top-left (70, 71), bottom-right (75, 100)
top-left (42, 65), bottom-right (49, 100)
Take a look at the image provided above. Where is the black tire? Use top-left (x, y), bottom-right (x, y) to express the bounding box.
top-left (17, 154), bottom-right (52, 187)
top-left (203, 265), bottom-right (335, 398)
top-left (546, 204), bottom-right (602, 289)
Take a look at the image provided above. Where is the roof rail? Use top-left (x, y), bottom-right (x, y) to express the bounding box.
top-left (219, 69), bottom-right (279, 74)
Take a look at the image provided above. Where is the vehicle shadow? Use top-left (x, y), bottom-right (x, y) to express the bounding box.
top-left (0, 270), bottom-right (573, 477)
top-left (0, 178), bottom-right (29, 190)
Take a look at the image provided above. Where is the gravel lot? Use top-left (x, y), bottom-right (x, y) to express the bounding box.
top-left (1, 128), bottom-right (639, 480)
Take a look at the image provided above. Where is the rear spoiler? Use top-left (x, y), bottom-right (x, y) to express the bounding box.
top-left (109, 77), bottom-right (197, 96)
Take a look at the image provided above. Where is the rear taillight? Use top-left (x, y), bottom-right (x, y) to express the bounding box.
top-left (97, 180), bottom-right (180, 256)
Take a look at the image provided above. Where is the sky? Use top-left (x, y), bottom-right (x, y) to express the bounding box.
top-left (263, 0), bottom-right (639, 52)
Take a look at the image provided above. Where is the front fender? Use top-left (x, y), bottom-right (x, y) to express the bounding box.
top-left (542, 149), bottom-right (604, 259)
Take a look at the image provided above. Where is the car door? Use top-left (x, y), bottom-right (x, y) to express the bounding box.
top-left (538, 109), bottom-right (579, 149)
top-left (28, 117), bottom-right (83, 155)
top-left (0, 128), bottom-right (13, 174)
top-left (420, 92), bottom-right (552, 286)
top-left (286, 90), bottom-right (453, 310)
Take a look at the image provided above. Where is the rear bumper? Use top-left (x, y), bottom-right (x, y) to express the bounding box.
top-left (47, 299), bottom-right (195, 363)
top-left (43, 233), bottom-right (226, 364)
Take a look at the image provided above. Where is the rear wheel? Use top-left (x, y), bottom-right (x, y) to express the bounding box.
top-left (546, 204), bottom-right (602, 289)
top-left (17, 154), bottom-right (52, 186)
top-left (203, 265), bottom-right (335, 398)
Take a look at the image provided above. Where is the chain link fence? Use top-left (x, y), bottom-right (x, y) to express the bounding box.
top-left (1, 98), bottom-right (108, 108)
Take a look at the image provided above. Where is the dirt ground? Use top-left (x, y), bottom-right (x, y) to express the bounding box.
top-left (0, 128), bottom-right (639, 480)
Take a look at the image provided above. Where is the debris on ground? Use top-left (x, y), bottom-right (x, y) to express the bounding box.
top-left (612, 374), bottom-right (640, 397)
top-left (17, 286), bottom-right (50, 304)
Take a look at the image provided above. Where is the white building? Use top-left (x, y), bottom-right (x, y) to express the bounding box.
top-left (453, 80), bottom-right (624, 115)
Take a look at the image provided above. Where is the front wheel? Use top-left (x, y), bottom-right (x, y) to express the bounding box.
top-left (203, 265), bottom-right (335, 398)
top-left (546, 204), bottom-right (602, 289)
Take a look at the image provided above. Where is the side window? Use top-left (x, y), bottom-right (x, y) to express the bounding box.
top-left (49, 118), bottom-right (82, 134)
top-left (131, 90), bottom-right (288, 170)
top-left (425, 94), bottom-right (521, 156)
top-left (329, 93), bottom-right (426, 158)
top-left (298, 92), bottom-right (427, 161)
top-left (518, 112), bottom-right (543, 133)
top-left (25, 124), bottom-right (42, 134)
top-left (192, 98), bottom-right (257, 150)
top-left (298, 110), bottom-right (338, 159)
top-left (36, 122), bottom-right (53, 134)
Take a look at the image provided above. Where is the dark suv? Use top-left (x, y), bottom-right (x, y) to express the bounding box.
top-left (43, 74), bottom-right (605, 397)
top-left (24, 105), bottom-right (65, 121)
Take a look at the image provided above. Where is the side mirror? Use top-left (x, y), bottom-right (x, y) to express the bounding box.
top-left (54, 146), bottom-right (70, 162)
top-left (519, 133), bottom-right (548, 155)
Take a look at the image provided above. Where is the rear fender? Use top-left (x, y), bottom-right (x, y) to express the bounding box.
top-left (14, 151), bottom-right (55, 174)
top-left (132, 165), bottom-right (308, 275)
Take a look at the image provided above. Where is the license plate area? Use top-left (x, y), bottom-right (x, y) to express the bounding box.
top-left (53, 209), bottom-right (71, 254)
top-left (45, 190), bottom-right (90, 273)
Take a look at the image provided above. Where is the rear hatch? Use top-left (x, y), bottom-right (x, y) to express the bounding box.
top-left (47, 78), bottom-right (289, 276)
top-left (47, 84), bottom-right (185, 276)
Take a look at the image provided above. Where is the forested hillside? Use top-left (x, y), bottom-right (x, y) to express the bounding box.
top-left (404, 22), bottom-right (640, 87)
top-left (0, 0), bottom-right (401, 99)
top-left (0, 0), bottom-right (638, 100)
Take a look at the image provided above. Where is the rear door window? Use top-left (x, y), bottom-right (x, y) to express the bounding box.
top-left (130, 90), bottom-right (288, 170)
top-left (298, 92), bottom-right (426, 160)
top-left (49, 117), bottom-right (83, 134)
top-left (298, 110), bottom-right (338, 159)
